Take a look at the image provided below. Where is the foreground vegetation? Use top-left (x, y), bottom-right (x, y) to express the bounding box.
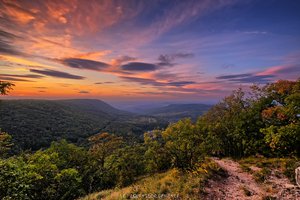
top-left (239, 157), bottom-right (299, 184)
top-left (81, 158), bottom-right (225, 200)
top-left (0, 78), bottom-right (299, 199)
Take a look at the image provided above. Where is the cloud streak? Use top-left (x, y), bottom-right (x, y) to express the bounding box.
top-left (79, 90), bottom-right (89, 94)
top-left (0, 73), bottom-right (44, 79)
top-left (95, 81), bottom-right (114, 84)
top-left (216, 73), bottom-right (274, 84)
top-left (61, 58), bottom-right (110, 71)
top-left (0, 29), bottom-right (24, 56)
top-left (30, 69), bottom-right (85, 80)
top-left (157, 53), bottom-right (194, 67)
top-left (120, 76), bottom-right (196, 87)
top-left (121, 62), bottom-right (158, 71)
top-left (258, 64), bottom-right (300, 76)
top-left (0, 76), bottom-right (34, 82)
top-left (0, 73), bottom-right (43, 82)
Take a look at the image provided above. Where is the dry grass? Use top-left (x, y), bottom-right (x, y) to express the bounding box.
top-left (238, 157), bottom-right (299, 183)
top-left (79, 158), bottom-right (224, 200)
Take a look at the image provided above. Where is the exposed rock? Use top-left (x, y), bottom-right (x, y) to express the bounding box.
top-left (296, 167), bottom-right (300, 187)
top-left (202, 158), bottom-right (300, 200)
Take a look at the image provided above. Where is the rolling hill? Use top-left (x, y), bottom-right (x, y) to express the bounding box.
top-left (0, 99), bottom-right (166, 152)
top-left (144, 103), bottom-right (212, 122)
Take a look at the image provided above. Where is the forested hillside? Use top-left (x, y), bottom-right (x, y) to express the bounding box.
top-left (143, 103), bottom-right (212, 122)
top-left (0, 79), bottom-right (299, 200)
top-left (0, 99), bottom-right (167, 152)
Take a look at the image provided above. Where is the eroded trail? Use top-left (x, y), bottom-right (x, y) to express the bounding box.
top-left (202, 158), bottom-right (300, 200)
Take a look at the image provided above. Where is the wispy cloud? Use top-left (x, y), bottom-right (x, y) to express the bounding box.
top-left (0, 76), bottom-right (35, 82)
top-left (167, 81), bottom-right (196, 87)
top-left (79, 90), bottom-right (89, 94)
top-left (94, 81), bottom-right (114, 84)
top-left (0, 29), bottom-right (24, 56)
top-left (120, 76), bottom-right (196, 88)
top-left (0, 73), bottom-right (43, 82)
top-left (121, 62), bottom-right (159, 71)
top-left (216, 73), bottom-right (252, 79)
top-left (111, 55), bottom-right (136, 66)
top-left (216, 63), bottom-right (300, 84)
top-left (257, 64), bottom-right (300, 76)
top-left (157, 53), bottom-right (194, 67)
top-left (216, 73), bottom-right (274, 84)
top-left (0, 73), bottom-right (44, 79)
top-left (61, 58), bottom-right (110, 71)
top-left (30, 69), bottom-right (85, 80)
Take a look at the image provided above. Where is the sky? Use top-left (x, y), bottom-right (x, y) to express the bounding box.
top-left (0, 0), bottom-right (299, 103)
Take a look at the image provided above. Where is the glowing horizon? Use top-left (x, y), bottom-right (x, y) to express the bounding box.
top-left (0, 0), bottom-right (299, 102)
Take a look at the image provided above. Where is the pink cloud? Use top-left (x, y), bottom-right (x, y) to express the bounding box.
top-left (256, 64), bottom-right (300, 80)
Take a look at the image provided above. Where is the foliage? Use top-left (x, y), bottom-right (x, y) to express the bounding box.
top-left (105, 144), bottom-right (147, 187)
top-left (0, 78), bottom-right (299, 199)
top-left (0, 81), bottom-right (14, 95)
top-left (0, 99), bottom-right (166, 152)
top-left (199, 79), bottom-right (300, 157)
top-left (259, 79), bottom-right (300, 156)
top-left (261, 124), bottom-right (300, 155)
top-left (0, 141), bottom-right (89, 200)
top-left (0, 129), bottom-right (13, 158)
top-left (144, 130), bottom-right (171, 172)
top-left (89, 132), bottom-right (123, 167)
top-left (162, 118), bottom-right (204, 169)
top-left (80, 158), bottom-right (224, 200)
top-left (239, 157), bottom-right (300, 184)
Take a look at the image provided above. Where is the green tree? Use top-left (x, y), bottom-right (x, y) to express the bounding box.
top-left (144, 130), bottom-right (171, 172)
top-left (0, 81), bottom-right (14, 157)
top-left (162, 118), bottom-right (204, 169)
top-left (260, 79), bottom-right (300, 156)
top-left (88, 132), bottom-right (123, 168)
top-left (0, 140), bottom-right (90, 200)
top-left (54, 168), bottom-right (84, 200)
top-left (46, 140), bottom-right (87, 170)
top-left (0, 81), bottom-right (14, 95)
top-left (0, 157), bottom-right (42, 200)
top-left (105, 145), bottom-right (146, 187)
top-left (82, 133), bottom-right (124, 193)
top-left (199, 89), bottom-right (250, 157)
top-left (0, 129), bottom-right (13, 158)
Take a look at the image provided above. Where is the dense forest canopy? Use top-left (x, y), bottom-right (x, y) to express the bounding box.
top-left (0, 99), bottom-right (167, 152)
top-left (0, 79), bottom-right (299, 199)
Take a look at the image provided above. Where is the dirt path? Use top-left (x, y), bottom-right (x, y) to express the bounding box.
top-left (202, 158), bottom-right (300, 200)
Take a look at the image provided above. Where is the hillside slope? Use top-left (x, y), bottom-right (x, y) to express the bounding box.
top-left (145, 104), bottom-right (212, 122)
top-left (80, 158), bottom-right (300, 200)
top-left (203, 158), bottom-right (300, 199)
top-left (0, 99), bottom-right (166, 152)
top-left (80, 158), bottom-right (224, 200)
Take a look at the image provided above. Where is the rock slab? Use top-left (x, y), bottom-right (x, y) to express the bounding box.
top-left (296, 167), bottom-right (300, 187)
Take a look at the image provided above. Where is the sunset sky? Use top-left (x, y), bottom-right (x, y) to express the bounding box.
top-left (0, 0), bottom-right (299, 103)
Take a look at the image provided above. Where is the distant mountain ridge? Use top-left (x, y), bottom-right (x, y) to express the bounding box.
top-left (0, 99), bottom-right (212, 152)
top-left (59, 99), bottom-right (131, 116)
top-left (0, 99), bottom-right (165, 152)
top-left (144, 103), bottom-right (212, 122)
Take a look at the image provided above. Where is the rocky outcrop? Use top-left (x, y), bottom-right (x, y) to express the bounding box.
top-left (296, 167), bottom-right (300, 187)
